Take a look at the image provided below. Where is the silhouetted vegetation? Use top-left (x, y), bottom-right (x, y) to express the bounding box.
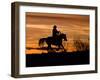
top-left (73, 39), bottom-right (89, 51)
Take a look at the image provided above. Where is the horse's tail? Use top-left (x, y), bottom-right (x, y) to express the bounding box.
top-left (38, 38), bottom-right (46, 47)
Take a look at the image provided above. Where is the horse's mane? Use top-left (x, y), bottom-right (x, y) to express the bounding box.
top-left (60, 33), bottom-right (66, 36)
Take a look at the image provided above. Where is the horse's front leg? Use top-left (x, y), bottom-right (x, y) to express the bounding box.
top-left (47, 44), bottom-right (51, 50)
top-left (61, 44), bottom-right (66, 52)
top-left (56, 45), bottom-right (61, 51)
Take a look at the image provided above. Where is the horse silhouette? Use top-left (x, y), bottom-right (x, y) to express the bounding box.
top-left (39, 33), bottom-right (67, 51)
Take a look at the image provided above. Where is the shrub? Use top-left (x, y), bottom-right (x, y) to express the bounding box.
top-left (73, 39), bottom-right (89, 51)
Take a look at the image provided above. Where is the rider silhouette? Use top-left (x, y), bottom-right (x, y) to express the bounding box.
top-left (52, 25), bottom-right (60, 39)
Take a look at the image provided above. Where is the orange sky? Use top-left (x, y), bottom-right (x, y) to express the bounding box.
top-left (25, 12), bottom-right (89, 54)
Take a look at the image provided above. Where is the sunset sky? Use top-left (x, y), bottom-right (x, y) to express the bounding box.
top-left (25, 12), bottom-right (89, 54)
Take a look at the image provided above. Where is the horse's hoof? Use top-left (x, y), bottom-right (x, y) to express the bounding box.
top-left (64, 49), bottom-right (66, 52)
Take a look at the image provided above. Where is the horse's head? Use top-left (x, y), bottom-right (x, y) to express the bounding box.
top-left (60, 33), bottom-right (67, 41)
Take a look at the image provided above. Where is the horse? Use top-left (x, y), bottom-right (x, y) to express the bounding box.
top-left (39, 33), bottom-right (67, 51)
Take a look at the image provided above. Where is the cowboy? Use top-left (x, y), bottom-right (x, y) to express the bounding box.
top-left (52, 25), bottom-right (60, 38)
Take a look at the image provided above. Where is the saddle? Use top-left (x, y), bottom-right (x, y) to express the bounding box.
top-left (52, 35), bottom-right (60, 45)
